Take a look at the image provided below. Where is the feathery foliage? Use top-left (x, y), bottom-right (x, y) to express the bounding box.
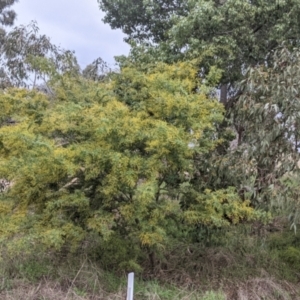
top-left (0, 61), bottom-right (257, 270)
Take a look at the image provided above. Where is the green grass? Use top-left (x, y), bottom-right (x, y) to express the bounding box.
top-left (0, 220), bottom-right (300, 299)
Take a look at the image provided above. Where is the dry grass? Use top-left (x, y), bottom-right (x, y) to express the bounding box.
top-left (225, 277), bottom-right (300, 300)
top-left (0, 280), bottom-right (126, 300)
top-left (0, 258), bottom-right (127, 300)
top-left (1, 277), bottom-right (299, 300)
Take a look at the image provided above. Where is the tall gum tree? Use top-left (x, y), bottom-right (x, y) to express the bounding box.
top-left (99, 0), bottom-right (300, 103)
top-left (0, 0), bottom-right (17, 86)
top-left (0, 0), bottom-right (17, 29)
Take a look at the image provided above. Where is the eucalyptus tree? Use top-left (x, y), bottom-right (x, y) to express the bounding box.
top-left (0, 0), bottom-right (17, 29)
top-left (0, 0), bottom-right (17, 87)
top-left (82, 57), bottom-right (109, 82)
top-left (0, 22), bottom-right (80, 89)
top-left (99, 0), bottom-right (300, 103)
top-left (98, 0), bottom-right (187, 43)
top-left (232, 46), bottom-right (300, 206)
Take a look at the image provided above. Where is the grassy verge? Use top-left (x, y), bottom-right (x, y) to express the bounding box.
top-left (0, 258), bottom-right (226, 299)
top-left (0, 220), bottom-right (300, 299)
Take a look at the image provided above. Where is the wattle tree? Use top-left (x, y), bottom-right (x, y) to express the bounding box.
top-left (0, 60), bottom-right (257, 270)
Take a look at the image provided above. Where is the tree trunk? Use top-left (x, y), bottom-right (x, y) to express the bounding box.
top-left (220, 84), bottom-right (228, 105)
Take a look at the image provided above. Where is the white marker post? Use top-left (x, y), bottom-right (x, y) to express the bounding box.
top-left (126, 272), bottom-right (134, 300)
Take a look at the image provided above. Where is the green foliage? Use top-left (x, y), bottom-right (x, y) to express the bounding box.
top-left (98, 0), bottom-right (187, 43)
top-left (0, 60), bottom-right (256, 270)
top-left (0, 224), bottom-right (299, 297)
top-left (99, 0), bottom-right (300, 216)
top-left (278, 172), bottom-right (300, 233)
top-left (18, 259), bottom-right (50, 282)
top-left (2, 2), bottom-right (300, 294)
top-left (135, 280), bottom-right (216, 299)
top-left (201, 291), bottom-right (226, 300)
top-left (0, 0), bottom-right (17, 27)
top-left (170, 0), bottom-right (300, 80)
top-left (0, 22), bottom-right (80, 89)
top-left (231, 47), bottom-right (300, 206)
top-left (100, 0), bottom-right (300, 223)
top-left (81, 57), bottom-right (109, 82)
top-left (0, 0), bottom-right (17, 48)
top-left (183, 187), bottom-right (259, 227)
top-left (280, 246), bottom-right (300, 267)
top-left (266, 230), bottom-right (300, 282)
top-left (100, 0), bottom-right (300, 86)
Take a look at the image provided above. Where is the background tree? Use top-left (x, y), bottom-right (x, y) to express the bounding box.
top-left (99, 0), bottom-right (300, 103)
top-left (0, 22), bottom-right (80, 89)
top-left (232, 46), bottom-right (300, 206)
top-left (0, 0), bottom-right (17, 30)
top-left (0, 0), bottom-right (17, 87)
top-left (98, 0), bottom-right (187, 43)
top-left (82, 57), bottom-right (109, 82)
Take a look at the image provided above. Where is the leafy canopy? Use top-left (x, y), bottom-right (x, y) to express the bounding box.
top-left (99, 0), bottom-right (300, 86)
top-left (0, 61), bottom-right (257, 270)
top-left (0, 22), bottom-right (81, 89)
top-left (232, 46), bottom-right (300, 205)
